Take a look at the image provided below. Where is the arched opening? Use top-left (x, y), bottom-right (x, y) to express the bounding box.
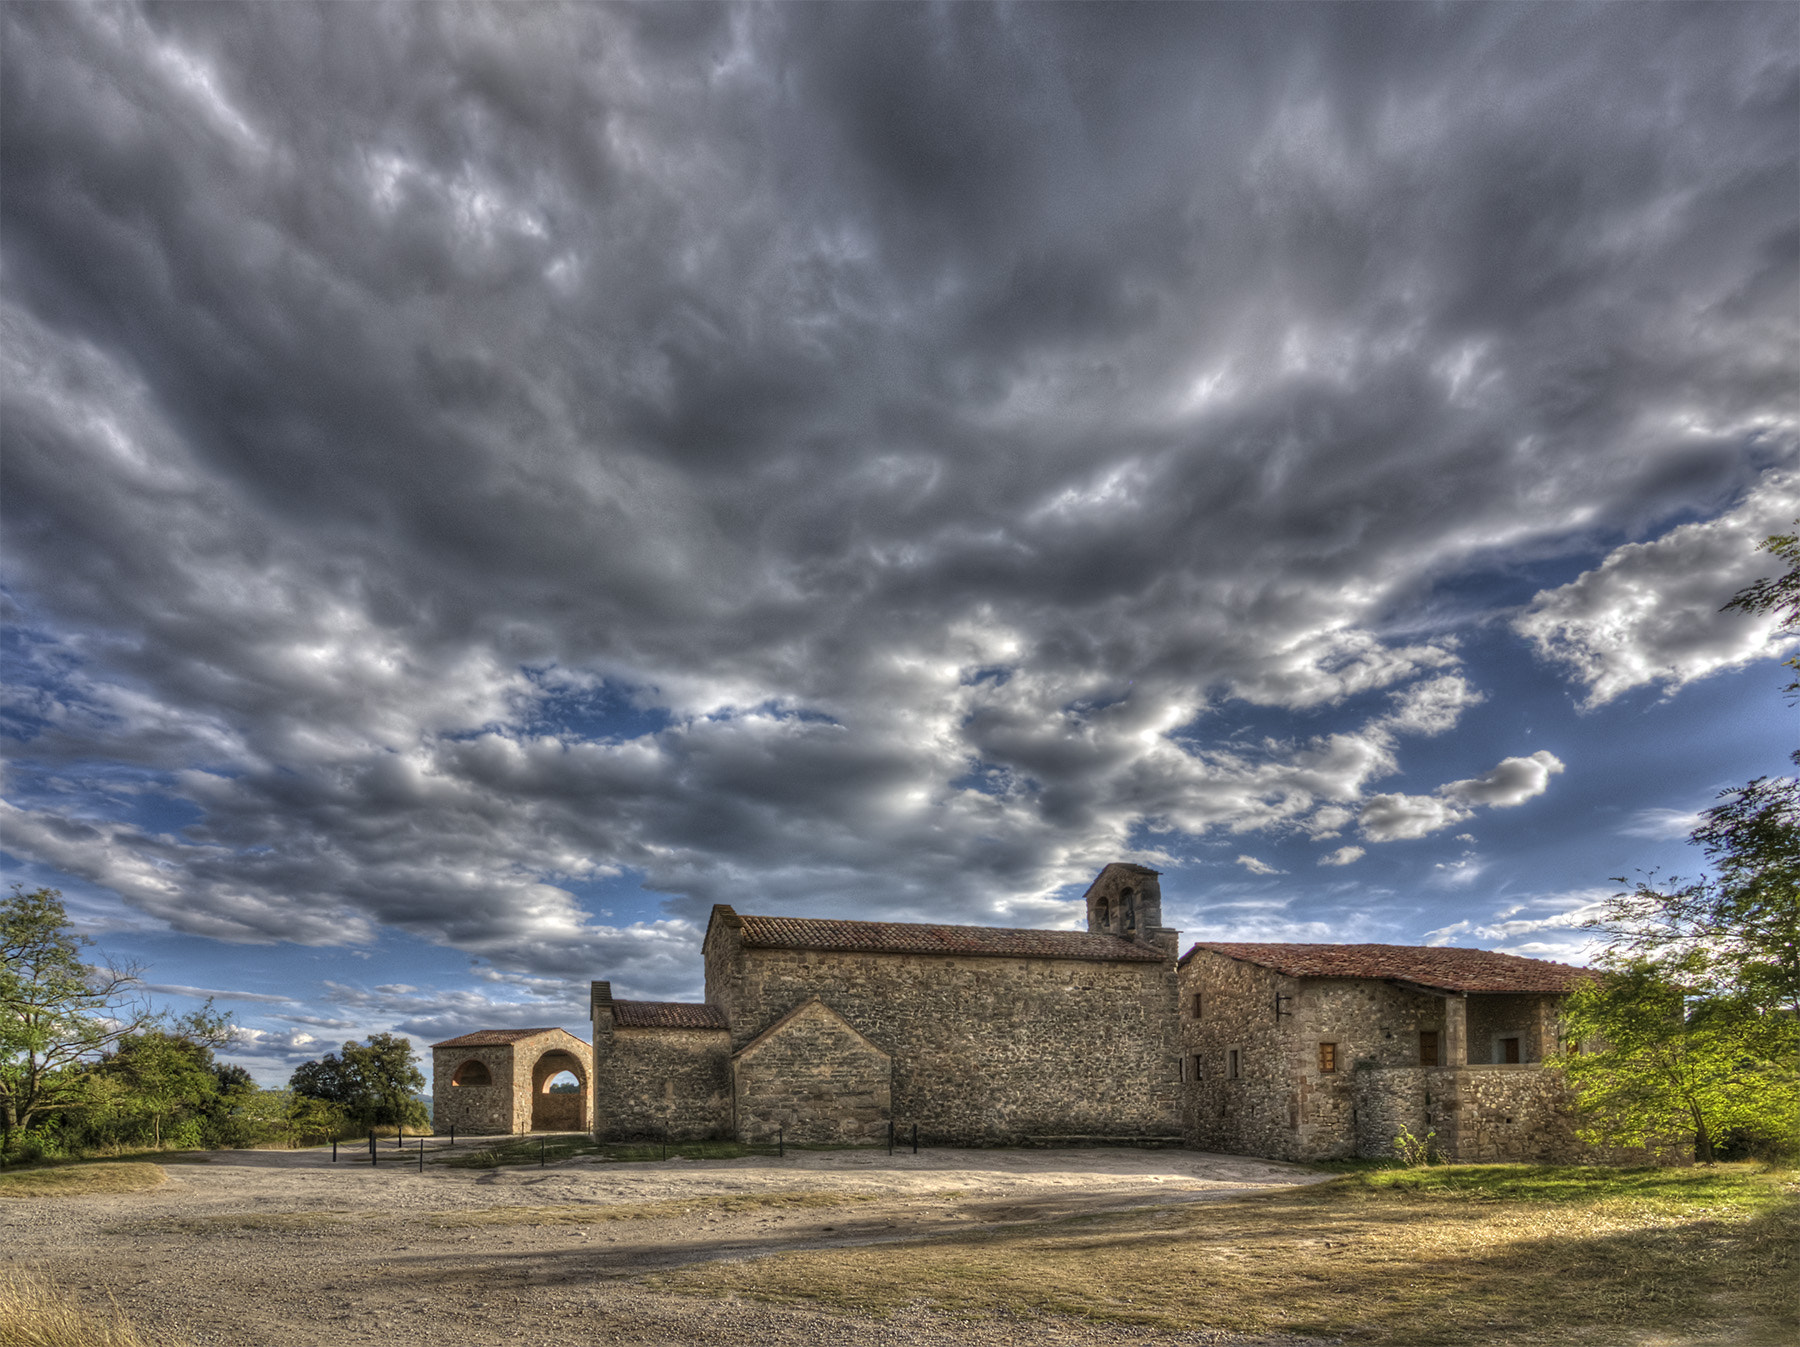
top-left (1121, 889), bottom-right (1138, 933)
top-left (530, 1050), bottom-right (587, 1132)
top-left (1095, 898), bottom-right (1111, 931)
top-left (451, 1059), bottom-right (491, 1087)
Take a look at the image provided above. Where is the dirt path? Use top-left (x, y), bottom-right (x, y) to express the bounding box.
top-left (0, 1145), bottom-right (1335, 1346)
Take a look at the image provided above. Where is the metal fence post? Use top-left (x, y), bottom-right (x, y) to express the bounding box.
top-left (540, 1138), bottom-right (546, 1167)
top-left (450, 1125), bottom-right (455, 1148)
top-left (331, 1136), bottom-right (337, 1163)
top-left (912, 1122), bottom-right (918, 1154)
top-left (369, 1130), bottom-right (377, 1166)
top-left (778, 1126), bottom-right (784, 1159)
top-left (888, 1120), bottom-right (894, 1156)
top-left (419, 1138), bottom-right (425, 1173)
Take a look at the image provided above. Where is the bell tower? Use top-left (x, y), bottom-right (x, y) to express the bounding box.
top-left (1084, 862), bottom-right (1178, 953)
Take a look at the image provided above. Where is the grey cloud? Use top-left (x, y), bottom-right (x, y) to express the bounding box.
top-left (1, 3), bottom-right (1794, 975)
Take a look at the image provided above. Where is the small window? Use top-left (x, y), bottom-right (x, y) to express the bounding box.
top-left (1192, 1053), bottom-right (1204, 1082)
top-left (1228, 1049), bottom-right (1240, 1080)
top-left (1419, 1031), bottom-right (1439, 1067)
top-left (1501, 1036), bottom-right (1521, 1064)
top-left (451, 1059), bottom-right (491, 1087)
top-left (1190, 991), bottom-right (1203, 1019)
top-left (1318, 1042), bottom-right (1337, 1073)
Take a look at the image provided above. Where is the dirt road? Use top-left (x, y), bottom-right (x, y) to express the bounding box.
top-left (1, 1145), bottom-right (1335, 1346)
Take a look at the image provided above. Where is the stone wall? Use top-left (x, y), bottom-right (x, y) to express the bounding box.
top-left (590, 1017), bottom-right (733, 1142)
top-left (707, 928), bottom-right (1181, 1143)
top-left (1179, 950), bottom-right (1598, 1163)
top-left (432, 1045), bottom-right (517, 1135)
top-left (734, 999), bottom-right (891, 1144)
top-left (1466, 994), bottom-right (1559, 1064)
top-left (1180, 949), bottom-right (1302, 1158)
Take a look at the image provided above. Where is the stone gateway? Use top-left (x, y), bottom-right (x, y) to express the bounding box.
top-left (430, 1027), bottom-right (592, 1136)
top-left (442, 863), bottom-right (1619, 1161)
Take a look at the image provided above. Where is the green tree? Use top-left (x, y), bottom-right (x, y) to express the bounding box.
top-left (1558, 523), bottom-right (1800, 1161)
top-left (291, 1033), bottom-right (425, 1131)
top-left (94, 1004), bottom-right (236, 1148)
top-left (1559, 957), bottom-right (1799, 1162)
top-left (0, 886), bottom-right (154, 1150)
top-left (1595, 774), bottom-right (1800, 1016)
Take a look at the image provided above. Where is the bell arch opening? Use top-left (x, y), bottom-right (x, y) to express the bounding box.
top-left (451, 1059), bottom-right (491, 1087)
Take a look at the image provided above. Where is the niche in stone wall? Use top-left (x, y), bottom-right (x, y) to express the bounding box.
top-left (451, 1059), bottom-right (491, 1087)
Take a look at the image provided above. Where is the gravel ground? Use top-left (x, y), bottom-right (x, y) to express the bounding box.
top-left (0, 1144), bottom-right (1338, 1346)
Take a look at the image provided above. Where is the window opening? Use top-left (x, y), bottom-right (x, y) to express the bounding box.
top-left (1192, 1053), bottom-right (1204, 1082)
top-left (1419, 1030), bottom-right (1439, 1067)
top-left (1228, 1049), bottom-right (1240, 1080)
top-left (1318, 1042), bottom-right (1337, 1073)
top-left (1501, 1036), bottom-right (1521, 1065)
top-left (1191, 992), bottom-right (1203, 1018)
top-left (451, 1059), bottom-right (491, 1087)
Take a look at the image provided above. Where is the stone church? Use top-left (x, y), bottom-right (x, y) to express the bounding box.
top-left (435, 862), bottom-right (1604, 1162)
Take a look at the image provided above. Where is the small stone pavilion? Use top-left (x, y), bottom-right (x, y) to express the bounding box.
top-left (430, 1027), bottom-right (592, 1135)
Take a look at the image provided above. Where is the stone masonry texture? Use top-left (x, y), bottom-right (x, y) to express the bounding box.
top-left (431, 1028), bottom-right (592, 1136)
top-left (733, 998), bottom-right (892, 1144)
top-left (706, 926), bottom-right (1183, 1143)
top-left (590, 986), bottom-right (734, 1142)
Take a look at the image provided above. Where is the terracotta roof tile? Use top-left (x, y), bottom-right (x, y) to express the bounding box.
top-left (431, 1027), bottom-right (565, 1048)
top-left (612, 1000), bottom-right (729, 1030)
top-left (736, 914), bottom-right (1168, 962)
top-left (1180, 942), bottom-right (1591, 993)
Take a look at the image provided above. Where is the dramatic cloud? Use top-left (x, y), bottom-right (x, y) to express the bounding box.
top-left (1517, 473), bottom-right (1800, 707)
top-left (0, 2), bottom-right (1792, 1017)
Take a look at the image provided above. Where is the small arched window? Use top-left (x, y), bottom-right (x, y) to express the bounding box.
top-left (1095, 898), bottom-right (1111, 929)
top-left (451, 1059), bottom-right (491, 1087)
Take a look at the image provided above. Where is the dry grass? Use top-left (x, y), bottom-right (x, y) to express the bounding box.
top-left (432, 1189), bottom-right (876, 1227)
top-left (654, 1164), bottom-right (1799, 1346)
top-left (0, 1269), bottom-right (189, 1347)
top-left (0, 1164), bottom-right (167, 1201)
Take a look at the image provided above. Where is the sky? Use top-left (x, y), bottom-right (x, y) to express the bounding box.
top-left (2, 2), bottom-right (1795, 1088)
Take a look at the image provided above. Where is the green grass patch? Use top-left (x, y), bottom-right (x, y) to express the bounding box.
top-left (653, 1163), bottom-right (1799, 1346)
top-left (0, 1162), bottom-right (168, 1199)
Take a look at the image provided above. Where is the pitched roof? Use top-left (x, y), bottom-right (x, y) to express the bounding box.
top-left (431, 1027), bottom-right (566, 1048)
top-left (1180, 942), bottom-right (1591, 994)
top-left (612, 1000), bottom-right (729, 1030)
top-left (733, 913), bottom-right (1168, 962)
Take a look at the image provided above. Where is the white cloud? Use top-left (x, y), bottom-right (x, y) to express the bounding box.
top-left (1235, 854), bottom-right (1284, 875)
top-left (1359, 751), bottom-right (1564, 841)
top-left (1516, 471), bottom-right (1800, 707)
top-left (1441, 751), bottom-right (1566, 808)
top-left (1318, 845), bottom-right (1364, 866)
top-left (1618, 807), bottom-right (1703, 840)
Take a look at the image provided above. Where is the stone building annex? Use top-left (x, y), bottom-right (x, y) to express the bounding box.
top-left (432, 863), bottom-right (1600, 1162)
